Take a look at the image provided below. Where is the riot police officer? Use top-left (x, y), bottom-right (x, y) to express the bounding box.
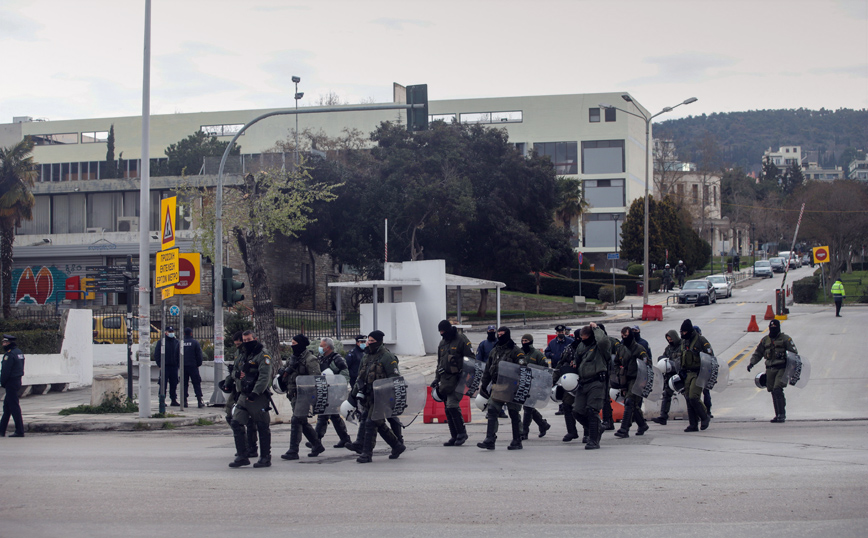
top-left (312, 337), bottom-right (352, 448)
top-left (652, 330), bottom-right (681, 425)
top-left (613, 326), bottom-right (650, 438)
top-left (477, 326), bottom-right (526, 451)
top-left (747, 319), bottom-right (798, 423)
top-left (355, 330), bottom-right (406, 463)
top-left (678, 319), bottom-right (713, 432)
top-left (1, 334), bottom-right (26, 437)
top-left (572, 323), bottom-right (611, 450)
top-left (433, 320), bottom-right (475, 447)
top-left (278, 334), bottom-right (326, 461)
top-left (520, 334), bottom-right (550, 440)
top-left (227, 330), bottom-right (274, 468)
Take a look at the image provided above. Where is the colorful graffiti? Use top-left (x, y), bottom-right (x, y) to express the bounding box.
top-left (12, 266), bottom-right (69, 305)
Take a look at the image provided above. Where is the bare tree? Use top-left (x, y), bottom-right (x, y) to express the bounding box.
top-left (653, 139), bottom-right (688, 199)
top-left (316, 91), bottom-right (346, 106)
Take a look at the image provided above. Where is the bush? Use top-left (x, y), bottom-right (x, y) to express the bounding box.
top-left (59, 392), bottom-right (138, 415)
top-left (275, 282), bottom-right (313, 308)
top-left (224, 307), bottom-right (254, 353)
top-left (793, 275), bottom-right (820, 304)
top-left (598, 285), bottom-right (627, 303)
top-left (627, 264), bottom-right (644, 276)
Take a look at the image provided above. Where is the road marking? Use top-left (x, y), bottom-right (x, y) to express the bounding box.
top-left (738, 302), bottom-right (746, 306)
top-left (728, 345), bottom-right (754, 371)
top-left (708, 318), bottom-right (716, 324)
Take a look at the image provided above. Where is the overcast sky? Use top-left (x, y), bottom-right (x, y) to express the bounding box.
top-left (1, 0), bottom-right (866, 124)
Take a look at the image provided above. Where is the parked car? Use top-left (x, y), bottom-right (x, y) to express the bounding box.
top-left (769, 257), bottom-right (786, 273)
top-left (754, 260), bottom-right (773, 278)
top-left (677, 279), bottom-right (717, 305)
top-left (93, 314), bottom-right (160, 344)
top-left (801, 254), bottom-right (812, 266)
top-left (706, 274), bottom-right (733, 298)
top-left (788, 256), bottom-right (801, 269)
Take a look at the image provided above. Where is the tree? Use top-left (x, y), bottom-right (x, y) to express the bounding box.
top-left (653, 139), bottom-right (687, 199)
top-left (554, 176), bottom-right (588, 242)
top-left (619, 196), bottom-right (686, 267)
top-left (781, 162), bottom-right (804, 195)
top-left (0, 138), bottom-right (37, 317)
top-left (103, 124), bottom-right (117, 179)
top-left (152, 131), bottom-right (241, 177)
top-left (178, 165), bottom-right (338, 360)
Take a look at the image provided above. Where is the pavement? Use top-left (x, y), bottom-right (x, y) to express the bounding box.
top-left (5, 265), bottom-right (860, 434)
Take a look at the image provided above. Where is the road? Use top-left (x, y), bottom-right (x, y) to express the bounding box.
top-left (1, 266), bottom-right (866, 537)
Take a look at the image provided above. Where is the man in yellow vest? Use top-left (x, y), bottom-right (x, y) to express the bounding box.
top-left (831, 278), bottom-right (845, 317)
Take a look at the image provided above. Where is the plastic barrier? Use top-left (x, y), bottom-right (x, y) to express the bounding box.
top-left (641, 304), bottom-right (663, 321)
top-left (423, 386), bottom-right (472, 424)
top-left (599, 398), bottom-right (624, 422)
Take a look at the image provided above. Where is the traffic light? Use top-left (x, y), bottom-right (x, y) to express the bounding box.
top-left (406, 84), bottom-right (428, 132)
top-left (222, 266), bottom-right (245, 306)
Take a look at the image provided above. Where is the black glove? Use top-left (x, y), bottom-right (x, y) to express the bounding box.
top-left (247, 392), bottom-right (257, 402)
top-left (747, 363), bottom-right (753, 372)
top-left (347, 393), bottom-right (357, 407)
top-left (678, 370), bottom-right (687, 380)
top-left (479, 388), bottom-right (490, 400)
top-left (430, 380), bottom-right (439, 390)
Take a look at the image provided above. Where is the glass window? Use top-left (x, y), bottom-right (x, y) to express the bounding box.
top-left (589, 108), bottom-right (600, 123)
top-left (583, 179), bottom-right (625, 207)
top-left (490, 111), bottom-right (522, 123)
top-left (429, 113), bottom-right (456, 123)
top-left (32, 133), bottom-right (77, 145)
top-left (81, 131), bottom-right (109, 143)
top-left (460, 112), bottom-right (491, 124)
top-left (583, 213), bottom-right (625, 248)
top-left (201, 124), bottom-right (244, 136)
top-left (605, 108), bottom-right (616, 122)
top-left (535, 142), bottom-right (578, 174)
top-left (581, 140), bottom-right (625, 174)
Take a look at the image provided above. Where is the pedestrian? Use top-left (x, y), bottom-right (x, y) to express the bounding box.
top-left (734, 254), bottom-right (741, 271)
top-left (545, 324), bottom-right (574, 415)
top-left (631, 325), bottom-right (651, 359)
top-left (662, 264), bottom-right (673, 292)
top-left (477, 326), bottom-right (526, 450)
top-left (613, 326), bottom-right (650, 438)
top-left (182, 327), bottom-right (204, 408)
top-left (433, 320), bottom-right (475, 447)
top-left (311, 338), bottom-right (353, 449)
top-left (598, 323), bottom-right (618, 432)
top-left (519, 334), bottom-right (551, 440)
top-left (747, 319), bottom-right (798, 423)
top-left (677, 319), bottom-right (713, 432)
top-left (219, 332), bottom-right (260, 460)
top-left (571, 323), bottom-right (612, 450)
top-left (279, 334), bottom-right (326, 461)
top-left (227, 330), bottom-right (274, 468)
top-left (353, 330), bottom-right (406, 463)
top-left (832, 278), bottom-right (845, 317)
top-left (345, 334), bottom-right (366, 388)
top-left (652, 330), bottom-right (681, 425)
top-left (675, 260), bottom-right (687, 289)
top-left (475, 325), bottom-right (497, 364)
top-left (0, 334), bottom-right (26, 437)
top-left (154, 326), bottom-right (181, 406)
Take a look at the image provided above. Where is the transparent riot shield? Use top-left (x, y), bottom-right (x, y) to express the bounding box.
top-left (632, 359), bottom-right (664, 401)
top-left (293, 375), bottom-right (349, 418)
top-left (785, 351), bottom-right (811, 388)
top-left (491, 361), bottom-right (553, 409)
top-left (695, 352), bottom-right (729, 393)
top-left (370, 372), bottom-right (427, 421)
top-left (455, 357), bottom-right (486, 397)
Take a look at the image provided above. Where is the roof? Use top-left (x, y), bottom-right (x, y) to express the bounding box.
top-left (328, 273), bottom-right (505, 290)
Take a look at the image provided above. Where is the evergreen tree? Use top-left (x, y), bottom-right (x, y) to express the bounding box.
top-left (103, 124), bottom-right (117, 179)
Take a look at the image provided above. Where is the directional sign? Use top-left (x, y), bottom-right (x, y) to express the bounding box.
top-left (155, 248), bottom-right (180, 288)
top-left (160, 196), bottom-right (176, 251)
top-left (607, 253), bottom-right (620, 260)
top-left (175, 253), bottom-right (201, 295)
top-left (813, 246), bottom-right (829, 264)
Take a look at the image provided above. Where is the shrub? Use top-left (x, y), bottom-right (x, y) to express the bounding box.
top-left (627, 264), bottom-right (644, 276)
top-left (793, 275), bottom-right (820, 304)
top-left (598, 285), bottom-right (627, 303)
top-left (59, 392), bottom-right (138, 415)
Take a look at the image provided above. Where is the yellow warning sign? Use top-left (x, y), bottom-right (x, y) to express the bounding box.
top-left (155, 248), bottom-right (179, 288)
top-left (160, 196), bottom-right (176, 251)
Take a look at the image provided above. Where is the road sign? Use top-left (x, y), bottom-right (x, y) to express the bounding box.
top-left (169, 305), bottom-right (180, 316)
top-left (578, 251), bottom-right (583, 265)
top-left (607, 253), bottom-right (620, 260)
top-left (175, 253), bottom-right (201, 295)
top-left (160, 196), bottom-right (176, 251)
top-left (155, 248), bottom-right (180, 288)
top-left (813, 246), bottom-right (829, 264)
top-left (162, 287), bottom-right (175, 301)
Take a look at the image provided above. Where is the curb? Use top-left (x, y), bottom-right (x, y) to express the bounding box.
top-left (25, 413), bottom-right (226, 433)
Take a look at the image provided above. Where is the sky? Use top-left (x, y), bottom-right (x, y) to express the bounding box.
top-left (1, 0), bottom-right (866, 124)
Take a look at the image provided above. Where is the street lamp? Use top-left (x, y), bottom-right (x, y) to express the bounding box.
top-left (599, 95), bottom-right (698, 305)
top-left (293, 76), bottom-right (303, 166)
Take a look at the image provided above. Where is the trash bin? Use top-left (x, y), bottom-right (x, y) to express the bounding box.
top-left (726, 262), bottom-right (733, 273)
top-left (636, 282), bottom-right (644, 296)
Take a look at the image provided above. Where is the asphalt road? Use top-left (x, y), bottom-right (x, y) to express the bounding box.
top-left (1, 266), bottom-right (866, 537)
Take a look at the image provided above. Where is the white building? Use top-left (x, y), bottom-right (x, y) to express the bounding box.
top-left (763, 146), bottom-right (803, 168)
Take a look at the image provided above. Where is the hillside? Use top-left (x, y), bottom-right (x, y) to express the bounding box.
top-left (654, 108), bottom-right (868, 172)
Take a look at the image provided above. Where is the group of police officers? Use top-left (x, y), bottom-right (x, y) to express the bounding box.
top-left (218, 315), bottom-right (799, 467)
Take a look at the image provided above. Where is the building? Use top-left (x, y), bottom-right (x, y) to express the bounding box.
top-left (803, 162), bottom-right (845, 181)
top-left (0, 89), bottom-right (652, 310)
top-left (763, 146), bottom-right (803, 168)
top-left (848, 159), bottom-right (868, 180)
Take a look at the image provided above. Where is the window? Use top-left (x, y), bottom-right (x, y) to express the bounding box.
top-left (32, 133), bottom-right (77, 145)
top-left (81, 131), bottom-right (109, 143)
top-left (583, 213), bottom-right (625, 248)
top-left (583, 179), bottom-right (625, 207)
top-left (582, 140), bottom-right (625, 174)
top-left (429, 113), bottom-right (456, 123)
top-left (589, 108), bottom-right (601, 123)
top-left (534, 142), bottom-right (578, 174)
top-left (514, 143), bottom-right (527, 156)
top-left (460, 112), bottom-right (490, 124)
top-left (459, 111), bottom-right (522, 124)
top-left (201, 124), bottom-right (244, 137)
top-left (605, 108), bottom-right (616, 122)
top-left (703, 184), bottom-right (709, 204)
top-left (692, 184), bottom-right (699, 203)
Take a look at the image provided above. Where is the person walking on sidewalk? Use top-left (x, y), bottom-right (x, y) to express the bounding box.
top-left (0, 334), bottom-right (26, 437)
top-left (832, 278), bottom-right (845, 317)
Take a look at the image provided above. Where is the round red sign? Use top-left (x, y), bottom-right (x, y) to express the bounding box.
top-left (814, 248), bottom-right (828, 262)
top-left (175, 257), bottom-right (195, 290)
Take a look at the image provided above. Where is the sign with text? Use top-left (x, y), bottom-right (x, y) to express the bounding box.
top-left (155, 248), bottom-right (179, 288)
top-left (174, 253), bottom-right (201, 295)
top-left (160, 196), bottom-right (176, 250)
top-left (607, 253), bottom-right (620, 260)
top-left (161, 286), bottom-right (175, 301)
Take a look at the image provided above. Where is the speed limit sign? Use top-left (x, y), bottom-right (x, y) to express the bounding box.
top-left (813, 246), bottom-right (829, 264)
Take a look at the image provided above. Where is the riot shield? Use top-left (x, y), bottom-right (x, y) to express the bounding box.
top-left (293, 375), bottom-right (349, 418)
top-left (632, 358), bottom-right (664, 401)
top-left (491, 361), bottom-right (553, 409)
top-left (785, 351), bottom-right (811, 388)
top-left (695, 352), bottom-right (729, 393)
top-left (370, 372), bottom-right (427, 421)
top-left (454, 357), bottom-right (486, 397)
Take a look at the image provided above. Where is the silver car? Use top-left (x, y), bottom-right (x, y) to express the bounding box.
top-left (706, 274), bottom-right (733, 299)
top-left (754, 260), bottom-right (773, 278)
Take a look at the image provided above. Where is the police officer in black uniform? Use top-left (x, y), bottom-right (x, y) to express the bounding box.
top-left (182, 327), bottom-right (205, 408)
top-left (154, 326), bottom-right (181, 406)
top-left (1, 334), bottom-right (25, 437)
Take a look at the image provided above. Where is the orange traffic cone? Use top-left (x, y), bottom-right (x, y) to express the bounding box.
top-left (747, 315), bottom-right (760, 332)
top-left (764, 304), bottom-right (775, 320)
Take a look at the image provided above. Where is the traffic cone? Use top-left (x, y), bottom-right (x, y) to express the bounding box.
top-left (764, 304), bottom-right (775, 320)
top-left (747, 315), bottom-right (760, 332)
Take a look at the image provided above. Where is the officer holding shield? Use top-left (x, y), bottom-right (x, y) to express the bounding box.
top-left (553, 334), bottom-right (582, 442)
top-left (572, 322), bottom-right (611, 450)
top-left (613, 326), bottom-right (650, 438)
top-left (434, 320), bottom-right (476, 447)
top-left (747, 319), bottom-right (798, 423)
top-left (477, 326), bottom-right (526, 450)
top-left (520, 334), bottom-right (551, 440)
top-left (678, 319), bottom-right (713, 432)
top-left (355, 330), bottom-right (406, 463)
top-left (227, 330), bottom-right (274, 468)
top-left (312, 338), bottom-right (353, 449)
top-left (652, 330), bottom-right (681, 425)
top-left (278, 334), bottom-right (326, 461)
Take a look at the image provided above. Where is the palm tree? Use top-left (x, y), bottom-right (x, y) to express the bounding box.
top-left (0, 137), bottom-right (37, 317)
top-left (554, 176), bottom-right (589, 244)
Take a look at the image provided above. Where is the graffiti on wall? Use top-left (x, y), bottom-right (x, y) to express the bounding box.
top-left (11, 266), bottom-right (69, 305)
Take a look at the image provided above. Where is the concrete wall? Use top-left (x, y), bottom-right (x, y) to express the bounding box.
top-left (21, 309), bottom-right (93, 388)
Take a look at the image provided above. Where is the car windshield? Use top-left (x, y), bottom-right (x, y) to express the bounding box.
top-left (771, 258), bottom-right (784, 264)
top-left (683, 281), bottom-right (706, 289)
top-left (756, 261), bottom-right (770, 267)
top-left (707, 276), bottom-right (726, 284)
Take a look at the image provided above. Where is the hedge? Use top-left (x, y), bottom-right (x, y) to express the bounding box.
top-left (598, 285), bottom-right (627, 303)
top-left (0, 318), bottom-right (64, 354)
top-left (793, 275), bottom-right (820, 304)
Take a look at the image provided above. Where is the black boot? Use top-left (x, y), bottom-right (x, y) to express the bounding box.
top-left (532, 409), bottom-right (550, 438)
top-left (303, 422), bottom-right (325, 457)
top-left (444, 408), bottom-right (459, 446)
top-left (563, 410), bottom-right (579, 442)
top-left (197, 396), bottom-right (205, 408)
top-left (333, 417), bottom-right (352, 448)
top-left (704, 389), bottom-right (714, 418)
top-left (253, 455), bottom-right (271, 468)
top-left (684, 400), bottom-right (699, 432)
top-left (556, 403), bottom-right (565, 415)
top-left (451, 407), bottom-right (469, 446)
top-left (281, 420), bottom-right (302, 460)
top-left (695, 400), bottom-right (710, 430)
top-left (357, 421), bottom-right (378, 463)
top-left (654, 391), bottom-right (671, 425)
top-left (521, 410), bottom-right (533, 441)
top-left (307, 416), bottom-right (328, 448)
top-left (602, 391), bottom-right (615, 430)
top-left (771, 389), bottom-right (786, 423)
top-left (246, 423), bottom-right (258, 458)
top-left (615, 400), bottom-right (634, 438)
top-left (507, 408), bottom-right (523, 450)
top-left (378, 423), bottom-right (406, 460)
top-left (585, 413), bottom-right (601, 450)
top-left (388, 417), bottom-right (404, 445)
top-left (229, 420), bottom-right (251, 466)
top-left (635, 405), bottom-right (649, 435)
top-left (345, 420), bottom-right (366, 454)
top-left (477, 416), bottom-right (498, 450)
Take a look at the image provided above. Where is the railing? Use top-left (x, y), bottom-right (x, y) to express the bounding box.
top-left (274, 308), bottom-right (360, 341)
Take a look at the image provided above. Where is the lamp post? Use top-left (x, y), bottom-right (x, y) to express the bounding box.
top-left (293, 76), bottom-right (303, 166)
top-left (600, 95), bottom-right (698, 305)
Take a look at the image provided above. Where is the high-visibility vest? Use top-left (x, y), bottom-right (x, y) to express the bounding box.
top-left (831, 281), bottom-right (845, 297)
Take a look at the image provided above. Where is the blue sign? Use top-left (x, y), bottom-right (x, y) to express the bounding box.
top-left (169, 305), bottom-right (180, 316)
top-left (607, 253), bottom-right (620, 260)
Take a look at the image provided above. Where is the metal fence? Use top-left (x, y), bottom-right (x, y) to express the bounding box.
top-left (274, 308), bottom-right (360, 341)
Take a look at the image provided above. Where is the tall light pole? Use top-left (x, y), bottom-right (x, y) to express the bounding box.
top-left (600, 95), bottom-right (698, 305)
top-left (293, 76), bottom-right (303, 166)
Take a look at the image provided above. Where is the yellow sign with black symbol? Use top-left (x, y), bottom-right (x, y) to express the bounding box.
top-left (160, 196), bottom-right (176, 251)
top-left (155, 247), bottom-right (179, 288)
